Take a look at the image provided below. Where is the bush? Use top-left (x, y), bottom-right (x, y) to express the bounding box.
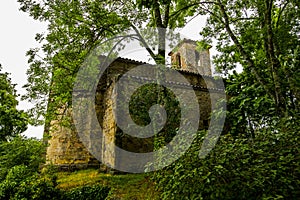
top-left (0, 138), bottom-right (63, 200)
top-left (0, 165), bottom-right (63, 200)
top-left (64, 184), bottom-right (110, 200)
top-left (0, 165), bottom-right (109, 200)
top-left (0, 165), bottom-right (32, 200)
top-left (0, 137), bottom-right (109, 200)
top-left (0, 136), bottom-right (45, 180)
top-left (152, 121), bottom-right (300, 199)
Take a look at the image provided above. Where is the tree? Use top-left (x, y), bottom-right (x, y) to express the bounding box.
top-left (0, 136), bottom-right (45, 180)
top-left (0, 65), bottom-right (28, 141)
top-left (17, 0), bottom-right (206, 124)
top-left (199, 0), bottom-right (299, 121)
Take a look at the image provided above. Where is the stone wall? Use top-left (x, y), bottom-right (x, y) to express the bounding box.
top-left (46, 51), bottom-right (224, 171)
top-left (98, 60), bottom-right (224, 171)
top-left (46, 113), bottom-right (100, 169)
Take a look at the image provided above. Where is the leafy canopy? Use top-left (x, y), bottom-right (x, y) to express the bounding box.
top-left (200, 0), bottom-right (300, 119)
top-left (18, 0), bottom-right (203, 125)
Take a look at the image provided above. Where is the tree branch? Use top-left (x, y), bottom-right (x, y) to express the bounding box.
top-left (131, 24), bottom-right (157, 60)
top-left (164, 0), bottom-right (171, 27)
top-left (153, 0), bottom-right (164, 28)
top-left (216, 0), bottom-right (274, 100)
top-left (169, 1), bottom-right (215, 20)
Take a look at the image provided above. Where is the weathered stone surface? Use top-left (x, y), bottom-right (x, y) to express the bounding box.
top-left (169, 39), bottom-right (212, 76)
top-left (46, 118), bottom-right (99, 166)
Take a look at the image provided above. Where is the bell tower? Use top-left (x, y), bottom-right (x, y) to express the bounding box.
top-left (168, 39), bottom-right (212, 76)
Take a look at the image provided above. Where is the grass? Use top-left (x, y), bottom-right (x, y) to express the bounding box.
top-left (56, 169), bottom-right (159, 200)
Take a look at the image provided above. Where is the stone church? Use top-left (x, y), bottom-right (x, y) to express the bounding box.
top-left (45, 39), bottom-right (225, 171)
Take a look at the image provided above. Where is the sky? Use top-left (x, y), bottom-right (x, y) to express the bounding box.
top-left (0, 0), bottom-right (47, 138)
top-left (0, 0), bottom-right (208, 139)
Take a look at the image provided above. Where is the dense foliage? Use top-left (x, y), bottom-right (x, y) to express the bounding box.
top-left (151, 1), bottom-right (300, 198)
top-left (0, 65), bottom-right (28, 141)
top-left (0, 136), bottom-right (110, 200)
top-left (65, 184), bottom-right (110, 200)
top-left (200, 0), bottom-right (299, 126)
top-left (0, 165), bottom-right (62, 200)
top-left (0, 136), bottom-right (45, 180)
top-left (0, 168), bottom-right (110, 200)
top-left (0, 136), bottom-right (58, 200)
top-left (153, 119), bottom-right (300, 199)
top-left (128, 83), bottom-right (181, 144)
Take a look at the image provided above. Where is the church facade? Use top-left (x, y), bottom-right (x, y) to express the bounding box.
top-left (45, 39), bottom-right (225, 171)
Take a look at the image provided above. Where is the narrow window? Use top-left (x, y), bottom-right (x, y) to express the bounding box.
top-left (195, 50), bottom-right (200, 66)
top-left (176, 53), bottom-right (181, 67)
top-left (203, 120), bottom-right (209, 130)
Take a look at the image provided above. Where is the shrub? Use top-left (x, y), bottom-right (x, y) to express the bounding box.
top-left (152, 122), bottom-right (300, 199)
top-left (0, 165), bottom-right (109, 200)
top-left (0, 123), bottom-right (109, 199)
top-left (0, 136), bottom-right (45, 180)
top-left (0, 138), bottom-right (63, 200)
top-left (0, 165), bottom-right (63, 200)
top-left (64, 184), bottom-right (110, 200)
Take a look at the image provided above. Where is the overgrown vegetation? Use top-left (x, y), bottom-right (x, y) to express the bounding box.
top-left (146, 1), bottom-right (298, 198)
top-left (152, 119), bottom-right (300, 199)
top-left (0, 136), bottom-right (110, 200)
top-left (147, 1), bottom-right (297, 198)
top-left (0, 136), bottom-right (45, 180)
top-left (0, 136), bottom-right (155, 199)
top-left (57, 169), bottom-right (158, 200)
top-left (65, 184), bottom-right (110, 200)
